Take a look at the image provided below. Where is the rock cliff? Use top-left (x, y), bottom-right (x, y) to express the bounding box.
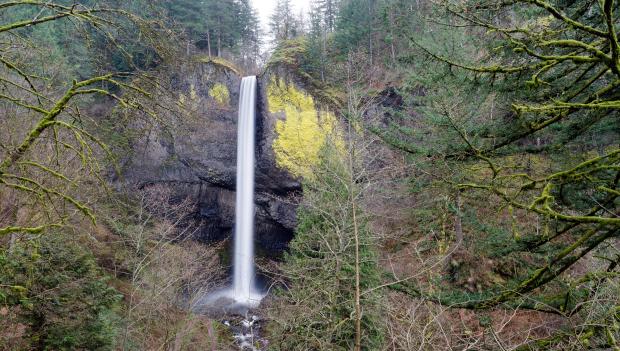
top-left (123, 57), bottom-right (301, 253)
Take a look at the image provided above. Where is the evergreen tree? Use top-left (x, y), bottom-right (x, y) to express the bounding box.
top-left (370, 3), bottom-right (620, 347)
top-left (307, 1), bottom-right (331, 81)
top-left (269, 0), bottom-right (300, 43)
top-left (163, 0), bottom-right (261, 57)
top-left (163, 0), bottom-right (209, 40)
top-left (317, 0), bottom-right (339, 32)
top-left (237, 0), bottom-right (263, 67)
top-left (334, 0), bottom-right (378, 62)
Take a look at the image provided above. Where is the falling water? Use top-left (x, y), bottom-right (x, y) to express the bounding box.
top-left (196, 76), bottom-right (263, 314)
top-left (232, 76), bottom-right (260, 306)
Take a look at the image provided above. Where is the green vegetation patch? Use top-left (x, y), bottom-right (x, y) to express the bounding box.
top-left (0, 234), bottom-right (122, 350)
top-left (208, 83), bottom-right (231, 107)
top-left (268, 77), bottom-right (343, 178)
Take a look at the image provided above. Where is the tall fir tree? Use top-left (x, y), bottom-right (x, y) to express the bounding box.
top-left (334, 0), bottom-right (378, 63)
top-left (317, 0), bottom-right (339, 32)
top-left (163, 0), bottom-right (261, 58)
top-left (269, 0), bottom-right (300, 43)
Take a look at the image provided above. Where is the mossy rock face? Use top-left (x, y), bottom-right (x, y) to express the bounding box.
top-left (267, 76), bottom-right (343, 178)
top-left (124, 47), bottom-right (350, 254)
top-left (260, 39), bottom-right (348, 180)
top-left (263, 38), bottom-right (344, 110)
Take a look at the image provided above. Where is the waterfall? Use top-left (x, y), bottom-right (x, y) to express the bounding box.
top-left (232, 76), bottom-right (260, 306)
top-left (196, 76), bottom-right (263, 313)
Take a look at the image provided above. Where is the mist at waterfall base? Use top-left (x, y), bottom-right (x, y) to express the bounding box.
top-left (196, 76), bottom-right (265, 313)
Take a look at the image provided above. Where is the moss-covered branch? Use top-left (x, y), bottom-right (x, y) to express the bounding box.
top-left (0, 223), bottom-right (61, 236)
top-left (526, 0), bottom-right (608, 37)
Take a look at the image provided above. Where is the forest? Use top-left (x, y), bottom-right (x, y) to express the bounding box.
top-left (0, 0), bottom-right (618, 350)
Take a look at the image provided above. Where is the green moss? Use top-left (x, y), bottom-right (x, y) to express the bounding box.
top-left (190, 84), bottom-right (198, 101)
top-left (208, 83), bottom-right (230, 107)
top-left (268, 77), bottom-right (344, 178)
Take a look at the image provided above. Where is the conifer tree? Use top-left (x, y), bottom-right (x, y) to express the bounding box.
top-left (317, 0), bottom-right (339, 32)
top-left (270, 0), bottom-right (300, 43)
top-left (163, 0), bottom-right (261, 57)
top-left (335, 0), bottom-right (378, 62)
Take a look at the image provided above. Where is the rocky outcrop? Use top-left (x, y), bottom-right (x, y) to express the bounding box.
top-left (123, 57), bottom-right (301, 254)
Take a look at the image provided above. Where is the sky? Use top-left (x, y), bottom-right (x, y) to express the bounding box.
top-left (251, 0), bottom-right (309, 36)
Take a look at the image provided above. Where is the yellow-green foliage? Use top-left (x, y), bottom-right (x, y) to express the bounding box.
top-left (190, 84), bottom-right (198, 100)
top-left (209, 83), bottom-right (230, 107)
top-left (269, 77), bottom-right (342, 178)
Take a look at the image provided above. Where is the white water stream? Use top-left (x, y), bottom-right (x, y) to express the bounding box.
top-left (197, 76), bottom-right (264, 315)
top-left (232, 76), bottom-right (261, 306)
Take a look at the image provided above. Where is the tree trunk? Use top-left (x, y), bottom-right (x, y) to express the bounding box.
top-left (454, 192), bottom-right (463, 244)
top-left (321, 28), bottom-right (327, 82)
top-left (346, 61), bottom-right (363, 351)
top-left (445, 192), bottom-right (463, 265)
top-left (367, 0), bottom-right (374, 65)
top-left (207, 30), bottom-right (212, 57)
top-left (350, 134), bottom-right (362, 351)
top-left (389, 10), bottom-right (396, 65)
top-left (217, 31), bottom-right (221, 57)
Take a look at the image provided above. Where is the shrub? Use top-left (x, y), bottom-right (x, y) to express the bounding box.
top-left (0, 234), bottom-right (122, 350)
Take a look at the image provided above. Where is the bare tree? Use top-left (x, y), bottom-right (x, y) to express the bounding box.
top-left (110, 185), bottom-right (229, 350)
top-left (0, 1), bottom-right (166, 242)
